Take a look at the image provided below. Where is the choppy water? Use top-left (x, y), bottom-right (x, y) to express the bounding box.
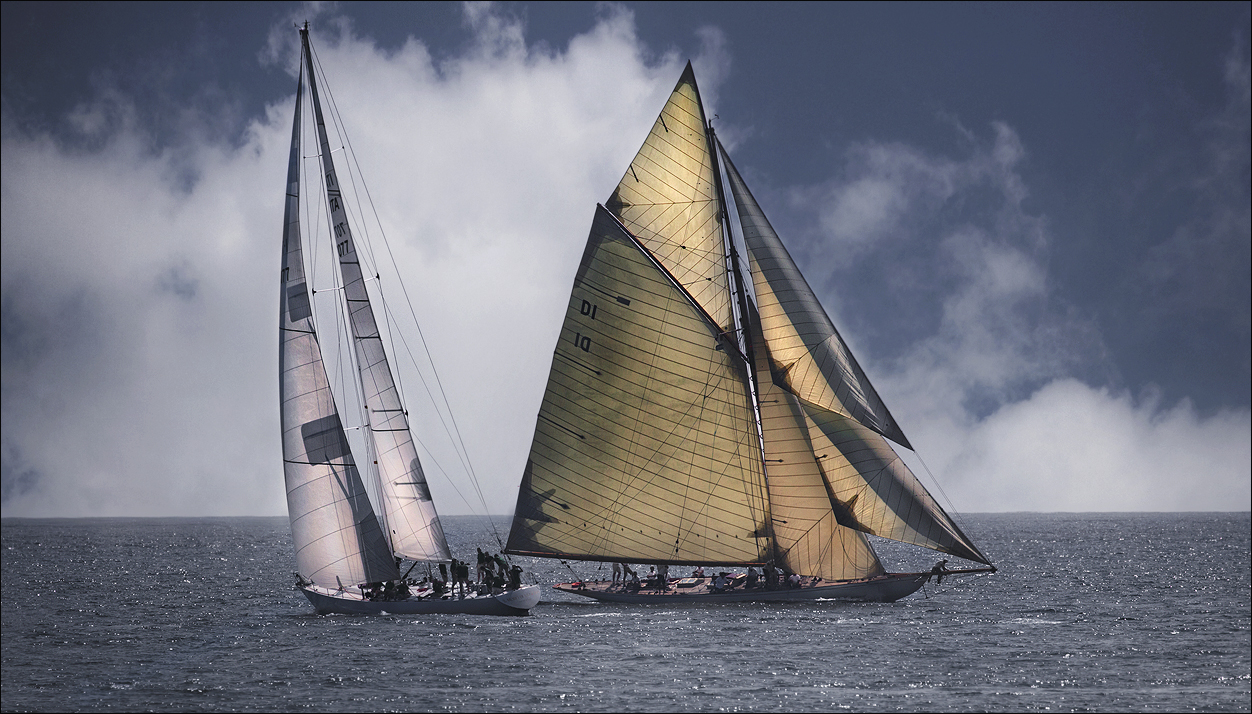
top-left (2, 513), bottom-right (1248, 712)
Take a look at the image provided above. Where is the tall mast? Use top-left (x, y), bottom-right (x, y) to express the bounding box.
top-left (705, 123), bottom-right (778, 566)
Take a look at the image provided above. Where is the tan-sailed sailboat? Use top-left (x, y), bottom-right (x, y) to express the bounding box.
top-left (504, 63), bottom-right (994, 603)
top-left (279, 24), bottom-right (539, 615)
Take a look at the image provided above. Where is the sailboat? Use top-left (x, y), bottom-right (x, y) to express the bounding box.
top-left (278, 24), bottom-right (540, 616)
top-left (504, 63), bottom-right (995, 603)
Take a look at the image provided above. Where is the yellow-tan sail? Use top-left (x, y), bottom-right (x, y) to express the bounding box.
top-left (506, 206), bottom-right (769, 564)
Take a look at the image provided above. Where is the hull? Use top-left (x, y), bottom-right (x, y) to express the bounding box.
top-left (553, 573), bottom-right (929, 604)
top-left (299, 584), bottom-right (541, 616)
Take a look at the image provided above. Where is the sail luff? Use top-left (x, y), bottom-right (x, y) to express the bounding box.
top-left (302, 30), bottom-right (450, 563)
top-left (280, 37), bottom-right (399, 587)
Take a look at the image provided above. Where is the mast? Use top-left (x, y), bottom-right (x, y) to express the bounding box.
top-left (705, 122), bottom-right (779, 566)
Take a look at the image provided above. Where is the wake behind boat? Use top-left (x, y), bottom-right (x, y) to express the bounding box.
top-left (278, 24), bottom-right (538, 616)
top-left (505, 63), bottom-right (995, 605)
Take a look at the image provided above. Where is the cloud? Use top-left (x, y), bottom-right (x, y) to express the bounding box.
top-left (947, 380), bottom-right (1251, 512)
top-left (793, 116), bottom-right (1248, 512)
top-left (3, 5), bottom-right (1247, 519)
top-left (0, 4), bottom-right (726, 517)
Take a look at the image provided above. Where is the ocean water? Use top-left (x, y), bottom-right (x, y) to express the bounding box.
top-left (1, 513), bottom-right (1248, 712)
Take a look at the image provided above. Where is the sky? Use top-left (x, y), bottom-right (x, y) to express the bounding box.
top-left (2, 1), bottom-right (1248, 519)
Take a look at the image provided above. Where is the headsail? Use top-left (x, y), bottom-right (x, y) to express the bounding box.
top-left (506, 205), bottom-right (770, 565)
top-left (605, 62), bottom-right (734, 332)
top-left (302, 31), bottom-right (451, 563)
top-left (719, 141), bottom-right (990, 565)
top-left (747, 303), bottom-right (887, 580)
top-left (279, 58), bottom-right (399, 588)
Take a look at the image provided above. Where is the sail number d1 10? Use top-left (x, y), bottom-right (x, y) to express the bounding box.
top-left (573, 300), bottom-right (598, 352)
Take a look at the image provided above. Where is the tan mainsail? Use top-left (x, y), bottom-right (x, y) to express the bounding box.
top-left (507, 206), bottom-right (769, 564)
top-left (606, 63), bottom-right (733, 332)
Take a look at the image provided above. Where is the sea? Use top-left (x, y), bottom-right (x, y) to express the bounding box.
top-left (1, 513), bottom-right (1248, 713)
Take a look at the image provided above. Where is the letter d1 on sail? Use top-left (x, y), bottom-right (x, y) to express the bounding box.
top-left (505, 62), bottom-right (993, 604)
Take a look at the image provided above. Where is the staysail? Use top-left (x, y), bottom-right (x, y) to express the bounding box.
top-left (279, 58), bottom-right (399, 588)
top-left (302, 32), bottom-right (451, 563)
top-left (719, 141), bottom-right (990, 565)
top-left (506, 206), bottom-right (769, 565)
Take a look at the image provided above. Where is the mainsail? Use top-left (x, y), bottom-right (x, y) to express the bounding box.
top-left (280, 25), bottom-right (450, 591)
top-left (506, 206), bottom-right (769, 565)
top-left (507, 61), bottom-right (992, 576)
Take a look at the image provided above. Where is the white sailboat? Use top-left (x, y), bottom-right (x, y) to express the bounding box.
top-left (278, 24), bottom-right (539, 616)
top-left (504, 63), bottom-right (994, 603)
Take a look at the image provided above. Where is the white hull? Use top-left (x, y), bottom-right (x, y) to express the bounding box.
top-left (299, 584), bottom-right (541, 616)
top-left (553, 573), bottom-right (930, 604)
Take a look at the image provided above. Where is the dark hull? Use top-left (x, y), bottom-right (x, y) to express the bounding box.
top-left (553, 573), bottom-right (930, 604)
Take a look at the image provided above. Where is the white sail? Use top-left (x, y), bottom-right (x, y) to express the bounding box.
top-left (279, 60), bottom-right (399, 588)
top-left (605, 62), bottom-right (734, 332)
top-left (720, 141), bottom-right (990, 565)
top-left (303, 36), bottom-right (451, 563)
top-left (507, 205), bottom-right (770, 565)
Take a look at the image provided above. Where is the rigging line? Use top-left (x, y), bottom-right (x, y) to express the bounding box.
top-left (909, 446), bottom-right (989, 561)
